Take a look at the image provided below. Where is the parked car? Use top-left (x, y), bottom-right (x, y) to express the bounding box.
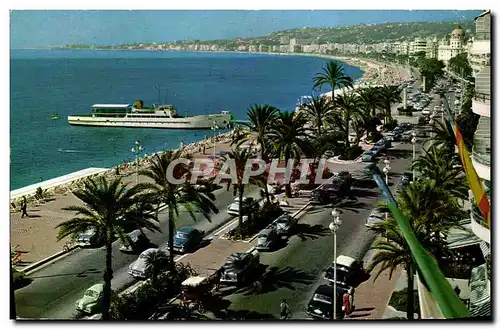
top-left (324, 255), bottom-right (364, 292)
top-left (220, 249), bottom-right (260, 285)
top-left (401, 131), bottom-right (414, 142)
top-left (76, 227), bottom-right (104, 247)
top-left (323, 150), bottom-right (335, 158)
top-left (375, 138), bottom-right (391, 150)
top-left (275, 214), bottom-right (297, 236)
top-left (361, 151), bottom-right (375, 163)
top-left (365, 209), bottom-right (385, 228)
top-left (256, 228), bottom-right (280, 251)
top-left (75, 283), bottom-right (104, 314)
top-left (173, 227), bottom-right (204, 253)
top-left (306, 284), bottom-right (344, 320)
top-left (397, 172), bottom-right (414, 191)
top-left (227, 196), bottom-right (259, 217)
top-left (128, 248), bottom-right (159, 279)
top-left (421, 108), bottom-right (430, 116)
top-left (119, 229), bottom-right (149, 253)
top-left (370, 145), bottom-right (383, 156)
top-left (384, 132), bottom-right (395, 142)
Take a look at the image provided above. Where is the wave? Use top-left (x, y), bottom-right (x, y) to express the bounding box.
top-left (58, 148), bottom-right (83, 153)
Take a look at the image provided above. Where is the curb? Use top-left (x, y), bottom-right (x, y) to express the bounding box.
top-left (21, 246), bottom-right (79, 275)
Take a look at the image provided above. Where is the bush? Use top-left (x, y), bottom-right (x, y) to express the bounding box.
top-left (338, 146), bottom-right (363, 160)
top-left (388, 288), bottom-right (420, 316)
top-left (12, 268), bottom-right (32, 290)
top-left (227, 201), bottom-right (284, 239)
top-left (110, 263), bottom-right (196, 320)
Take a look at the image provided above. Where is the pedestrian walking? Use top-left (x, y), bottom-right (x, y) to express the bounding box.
top-left (343, 291), bottom-right (351, 315)
top-left (348, 287), bottom-right (355, 313)
top-left (280, 299), bottom-right (291, 320)
top-left (21, 196), bottom-right (28, 218)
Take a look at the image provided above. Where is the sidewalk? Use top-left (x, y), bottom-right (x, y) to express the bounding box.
top-left (10, 139), bottom-right (233, 268)
top-left (344, 250), bottom-right (402, 320)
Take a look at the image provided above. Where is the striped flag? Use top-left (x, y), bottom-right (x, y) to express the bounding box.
top-left (442, 97), bottom-right (491, 227)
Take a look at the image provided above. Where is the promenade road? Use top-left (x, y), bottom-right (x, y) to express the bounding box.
top-left (223, 142), bottom-right (419, 320)
top-left (14, 185), bottom-right (260, 319)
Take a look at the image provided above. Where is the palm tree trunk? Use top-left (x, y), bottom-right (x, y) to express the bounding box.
top-left (406, 263), bottom-right (414, 321)
top-left (260, 145), bottom-right (271, 203)
top-left (285, 154), bottom-right (292, 198)
top-left (102, 236), bottom-right (113, 320)
top-left (238, 183), bottom-right (244, 235)
top-left (168, 212), bottom-right (175, 272)
top-left (10, 265), bottom-right (16, 319)
top-left (345, 117), bottom-right (350, 149)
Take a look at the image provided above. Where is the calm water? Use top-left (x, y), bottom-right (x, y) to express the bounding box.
top-left (10, 49), bottom-right (363, 190)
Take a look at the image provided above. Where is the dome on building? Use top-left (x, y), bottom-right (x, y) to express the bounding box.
top-left (451, 26), bottom-right (465, 39)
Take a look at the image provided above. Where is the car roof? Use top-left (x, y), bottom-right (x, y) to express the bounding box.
top-left (336, 255), bottom-right (356, 267)
top-left (88, 283), bottom-right (104, 293)
top-left (141, 248), bottom-right (158, 256)
top-left (315, 284), bottom-right (334, 297)
top-left (259, 228), bottom-right (274, 235)
top-left (178, 226), bottom-right (194, 233)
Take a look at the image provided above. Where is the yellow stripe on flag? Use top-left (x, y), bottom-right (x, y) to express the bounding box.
top-left (454, 122), bottom-right (490, 227)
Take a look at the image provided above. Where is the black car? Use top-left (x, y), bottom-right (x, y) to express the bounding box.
top-left (306, 285), bottom-right (344, 320)
top-left (172, 227), bottom-right (204, 253)
top-left (324, 255), bottom-right (364, 292)
top-left (310, 178), bottom-right (350, 205)
top-left (397, 172), bottom-right (414, 191)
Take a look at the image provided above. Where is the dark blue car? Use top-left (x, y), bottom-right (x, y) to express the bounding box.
top-left (173, 227), bottom-right (204, 253)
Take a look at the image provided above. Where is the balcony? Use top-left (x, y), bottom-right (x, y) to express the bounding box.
top-left (470, 203), bottom-right (490, 244)
top-left (472, 93), bottom-right (490, 117)
top-left (470, 39), bottom-right (491, 55)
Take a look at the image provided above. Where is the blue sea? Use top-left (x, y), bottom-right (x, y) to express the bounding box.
top-left (10, 49), bottom-right (363, 190)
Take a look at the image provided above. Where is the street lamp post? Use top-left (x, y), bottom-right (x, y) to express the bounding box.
top-left (383, 159), bottom-right (391, 186)
top-left (211, 121), bottom-right (220, 159)
top-left (131, 140), bottom-right (143, 185)
top-left (429, 114), bottom-right (435, 140)
top-left (411, 132), bottom-right (417, 182)
top-left (329, 208), bottom-right (342, 320)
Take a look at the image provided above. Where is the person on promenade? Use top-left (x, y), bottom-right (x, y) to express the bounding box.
top-left (343, 291), bottom-right (351, 315)
top-left (280, 299), bottom-right (291, 319)
top-left (348, 287), bottom-right (355, 313)
top-left (21, 196), bottom-right (28, 218)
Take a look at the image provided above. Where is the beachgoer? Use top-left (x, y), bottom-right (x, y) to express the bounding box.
top-left (21, 196), bottom-right (28, 218)
top-left (203, 145), bottom-right (206, 154)
top-left (280, 299), bottom-right (291, 319)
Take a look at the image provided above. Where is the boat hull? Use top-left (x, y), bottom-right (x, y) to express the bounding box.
top-left (67, 114), bottom-right (232, 130)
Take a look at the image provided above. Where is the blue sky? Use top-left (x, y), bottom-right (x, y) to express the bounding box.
top-left (10, 10), bottom-right (482, 47)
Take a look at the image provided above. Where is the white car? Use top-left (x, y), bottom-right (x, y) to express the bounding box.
top-left (365, 209), bottom-right (385, 228)
top-left (421, 108), bottom-right (430, 116)
top-left (227, 196), bottom-right (257, 216)
top-left (128, 248), bottom-right (159, 279)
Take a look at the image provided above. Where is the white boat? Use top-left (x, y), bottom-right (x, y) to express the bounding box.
top-left (68, 102), bottom-right (232, 130)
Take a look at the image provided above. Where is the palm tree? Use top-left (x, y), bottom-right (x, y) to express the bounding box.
top-left (426, 119), bottom-right (456, 152)
top-left (301, 95), bottom-right (333, 136)
top-left (313, 61), bottom-right (354, 99)
top-left (268, 111), bottom-right (311, 198)
top-left (378, 85), bottom-right (402, 124)
top-left (138, 150), bottom-right (219, 271)
top-left (412, 145), bottom-right (468, 200)
top-left (357, 87), bottom-right (383, 139)
top-left (328, 93), bottom-right (362, 148)
top-left (367, 218), bottom-right (417, 320)
top-left (56, 176), bottom-right (161, 320)
top-left (145, 250), bottom-right (170, 287)
top-left (236, 104), bottom-right (279, 203)
top-left (222, 147), bottom-right (264, 235)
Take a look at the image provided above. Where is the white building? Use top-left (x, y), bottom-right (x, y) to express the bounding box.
top-left (410, 37), bottom-right (427, 54)
top-left (425, 37), bottom-right (439, 59)
top-left (437, 27), bottom-right (468, 65)
top-left (469, 10), bottom-right (491, 74)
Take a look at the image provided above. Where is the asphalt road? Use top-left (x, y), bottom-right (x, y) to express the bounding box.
top-left (15, 185), bottom-right (261, 319)
top-left (223, 142), bottom-right (418, 320)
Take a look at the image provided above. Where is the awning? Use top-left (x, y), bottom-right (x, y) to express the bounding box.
top-left (446, 225), bottom-right (482, 249)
